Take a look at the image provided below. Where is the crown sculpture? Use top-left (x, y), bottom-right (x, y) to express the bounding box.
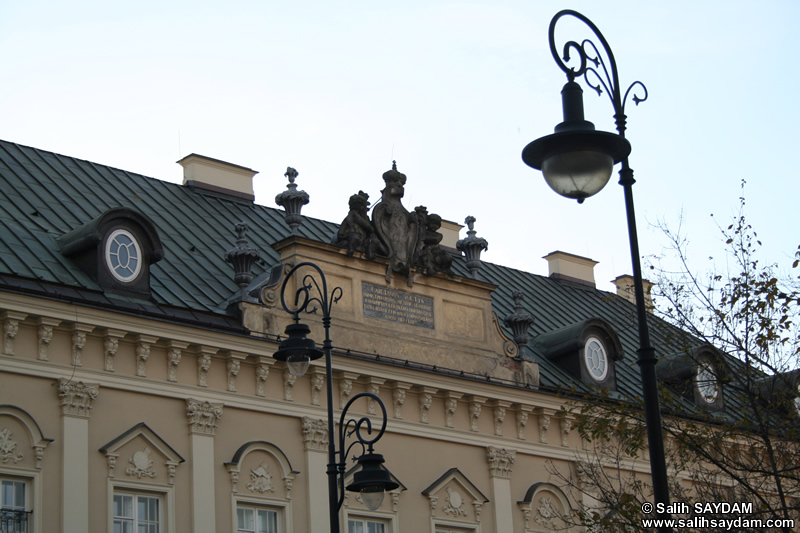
top-left (333, 162), bottom-right (453, 286)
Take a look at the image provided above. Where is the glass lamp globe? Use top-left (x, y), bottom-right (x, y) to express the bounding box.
top-left (542, 150), bottom-right (614, 204)
top-left (359, 486), bottom-right (386, 511)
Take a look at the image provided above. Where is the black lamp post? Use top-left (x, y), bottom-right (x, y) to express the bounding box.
top-left (272, 261), bottom-right (398, 533)
top-left (522, 10), bottom-right (671, 530)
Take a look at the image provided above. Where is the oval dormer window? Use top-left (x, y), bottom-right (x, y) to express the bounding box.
top-left (696, 363), bottom-right (719, 404)
top-left (584, 337), bottom-right (608, 382)
top-left (795, 384), bottom-right (800, 415)
top-left (105, 229), bottom-right (142, 283)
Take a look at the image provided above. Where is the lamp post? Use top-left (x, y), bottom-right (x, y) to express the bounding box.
top-left (522, 10), bottom-right (671, 530)
top-left (272, 261), bottom-right (398, 533)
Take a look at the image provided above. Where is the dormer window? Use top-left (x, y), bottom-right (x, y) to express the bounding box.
top-left (695, 362), bottom-right (719, 405)
top-left (584, 337), bottom-right (609, 382)
top-left (58, 207), bottom-right (163, 298)
top-left (656, 345), bottom-right (725, 411)
top-left (106, 229), bottom-right (142, 283)
top-left (535, 318), bottom-right (624, 390)
top-left (794, 385), bottom-right (800, 416)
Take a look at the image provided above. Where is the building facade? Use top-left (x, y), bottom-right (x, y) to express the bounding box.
top-left (0, 140), bottom-right (725, 532)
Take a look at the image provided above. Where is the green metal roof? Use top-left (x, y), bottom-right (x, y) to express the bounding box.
top-left (0, 138), bottom-right (705, 404)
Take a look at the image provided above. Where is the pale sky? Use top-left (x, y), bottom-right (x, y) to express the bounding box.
top-left (2, 0), bottom-right (798, 293)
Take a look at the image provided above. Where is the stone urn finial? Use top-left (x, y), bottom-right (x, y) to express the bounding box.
top-left (224, 222), bottom-right (260, 302)
top-left (504, 290), bottom-right (535, 353)
top-left (456, 216), bottom-right (489, 278)
top-left (275, 167), bottom-right (309, 235)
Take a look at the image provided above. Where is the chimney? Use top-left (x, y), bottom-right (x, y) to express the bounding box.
top-left (543, 251), bottom-right (597, 288)
top-left (178, 154), bottom-right (258, 202)
top-left (612, 275), bottom-right (654, 311)
top-left (438, 218), bottom-right (463, 250)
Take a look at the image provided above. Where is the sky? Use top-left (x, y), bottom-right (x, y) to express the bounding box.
top-left (2, 0), bottom-right (798, 294)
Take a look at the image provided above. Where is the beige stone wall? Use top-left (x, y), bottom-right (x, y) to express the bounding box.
top-left (0, 241), bottom-right (661, 532)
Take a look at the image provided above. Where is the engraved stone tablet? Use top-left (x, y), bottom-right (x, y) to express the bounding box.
top-left (362, 282), bottom-right (434, 329)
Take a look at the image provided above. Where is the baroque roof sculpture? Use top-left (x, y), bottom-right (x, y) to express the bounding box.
top-left (332, 162), bottom-right (452, 285)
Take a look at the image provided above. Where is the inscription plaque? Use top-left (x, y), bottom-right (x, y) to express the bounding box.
top-left (362, 282), bottom-right (434, 329)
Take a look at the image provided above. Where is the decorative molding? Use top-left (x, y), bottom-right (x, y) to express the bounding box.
top-left (226, 351), bottom-right (247, 392)
top-left (301, 417), bottom-right (328, 452)
top-left (363, 377), bottom-right (385, 415)
top-left (99, 422), bottom-right (184, 485)
top-left (166, 340), bottom-right (189, 382)
top-left (418, 386), bottom-right (437, 424)
top-left (469, 396), bottom-right (487, 432)
top-left (559, 415), bottom-right (573, 447)
top-left (57, 378), bottom-right (99, 418)
top-left (126, 447), bottom-right (157, 479)
top-left (486, 446), bottom-right (516, 479)
top-left (0, 427), bottom-right (23, 464)
top-left (309, 367), bottom-right (325, 407)
top-left (71, 324), bottom-right (94, 367)
top-left (256, 357), bottom-right (274, 398)
top-left (391, 382), bottom-right (412, 419)
top-left (247, 462), bottom-right (275, 494)
top-left (422, 467), bottom-right (489, 524)
top-left (135, 334), bottom-right (158, 378)
top-left (536, 408), bottom-right (553, 444)
top-left (490, 400), bottom-right (511, 436)
top-left (186, 398), bottom-right (223, 435)
top-left (283, 369), bottom-right (296, 401)
top-left (515, 405), bottom-right (532, 440)
top-left (102, 328), bottom-right (126, 372)
top-left (338, 371), bottom-right (359, 407)
top-left (444, 391), bottom-right (463, 428)
top-left (443, 487), bottom-right (468, 517)
top-left (196, 346), bottom-right (218, 387)
top-left (35, 317), bottom-right (60, 361)
top-left (1, 311), bottom-right (26, 356)
top-left (225, 441), bottom-right (298, 501)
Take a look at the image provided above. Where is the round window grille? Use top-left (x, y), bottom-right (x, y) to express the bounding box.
top-left (584, 337), bottom-right (608, 381)
top-left (105, 229), bottom-right (142, 283)
top-left (696, 363), bottom-right (719, 404)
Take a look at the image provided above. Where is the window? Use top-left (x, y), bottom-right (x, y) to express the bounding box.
top-left (1, 477), bottom-right (30, 533)
top-left (236, 505), bottom-right (279, 533)
top-left (584, 337), bottom-right (608, 381)
top-left (105, 229), bottom-right (142, 283)
top-left (113, 491), bottom-right (161, 533)
top-left (348, 517), bottom-right (387, 533)
top-left (696, 362), bottom-right (719, 404)
top-left (435, 528), bottom-right (473, 533)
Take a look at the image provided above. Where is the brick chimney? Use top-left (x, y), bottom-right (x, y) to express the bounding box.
top-left (543, 251), bottom-right (598, 288)
top-left (178, 154), bottom-right (257, 202)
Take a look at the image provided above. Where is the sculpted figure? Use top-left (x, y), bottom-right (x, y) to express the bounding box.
top-left (334, 191), bottom-right (377, 258)
top-left (371, 162), bottom-right (418, 284)
top-left (415, 208), bottom-right (453, 276)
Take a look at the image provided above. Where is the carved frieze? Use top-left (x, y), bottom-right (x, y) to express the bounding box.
top-left (283, 371), bottom-right (296, 402)
top-left (256, 358), bottom-right (273, 397)
top-left (36, 317), bottom-right (60, 361)
top-left (469, 396), bottom-right (486, 432)
top-left (302, 417), bottom-right (328, 452)
top-left (486, 446), bottom-right (516, 479)
top-left (1, 311), bottom-right (26, 356)
top-left (57, 378), bottom-right (99, 418)
top-left (392, 382), bottom-right (412, 419)
top-left (309, 369), bottom-right (324, 407)
top-left (186, 398), bottom-right (223, 435)
top-left (126, 447), bottom-right (156, 479)
top-left (247, 462), bottom-right (275, 494)
top-left (0, 428), bottom-right (23, 464)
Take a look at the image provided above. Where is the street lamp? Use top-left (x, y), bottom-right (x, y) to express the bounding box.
top-left (272, 261), bottom-right (398, 533)
top-left (522, 9), bottom-right (672, 529)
